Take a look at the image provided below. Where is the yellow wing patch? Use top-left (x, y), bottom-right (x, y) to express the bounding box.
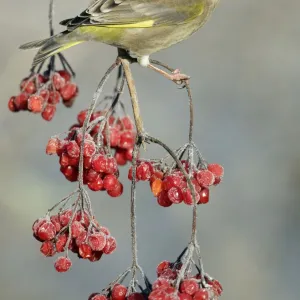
top-left (103, 20), bottom-right (155, 28)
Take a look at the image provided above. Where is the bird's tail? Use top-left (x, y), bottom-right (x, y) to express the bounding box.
top-left (19, 31), bottom-right (83, 66)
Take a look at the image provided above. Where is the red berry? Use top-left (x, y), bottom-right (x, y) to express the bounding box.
top-left (42, 104), bottom-right (56, 121)
top-left (109, 128), bottom-right (121, 147)
top-left (50, 215), bottom-right (61, 232)
top-left (48, 91), bottom-right (61, 104)
top-left (103, 236), bottom-right (117, 254)
top-left (20, 79), bottom-right (37, 94)
top-left (114, 149), bottom-right (127, 166)
top-left (100, 226), bottom-right (110, 236)
top-left (54, 256), bottom-right (72, 272)
top-left (88, 232), bottom-right (106, 251)
top-left (84, 169), bottom-right (99, 183)
top-left (32, 218), bottom-right (47, 236)
top-left (60, 165), bottom-right (78, 182)
top-left (167, 187), bottom-right (183, 204)
top-left (106, 157), bottom-right (118, 174)
top-left (58, 70), bottom-right (71, 82)
top-left (27, 95), bottom-right (44, 113)
top-left (180, 279), bottom-right (199, 296)
top-left (79, 243), bottom-right (93, 259)
top-left (163, 175), bottom-right (183, 191)
top-left (84, 140), bottom-right (96, 157)
top-left (60, 83), bottom-right (78, 101)
top-left (127, 293), bottom-right (144, 300)
top-left (195, 170), bottom-right (215, 187)
top-left (111, 284), bottom-right (127, 300)
top-left (37, 221), bottom-right (56, 241)
top-left (136, 162), bottom-right (153, 181)
top-left (55, 233), bottom-right (68, 252)
top-left (119, 130), bottom-right (135, 149)
top-left (75, 231), bottom-right (88, 247)
top-left (40, 241), bottom-right (56, 257)
top-left (71, 221), bottom-right (86, 238)
top-left (179, 294), bottom-right (193, 300)
top-left (193, 289), bottom-right (209, 300)
top-left (92, 154), bottom-right (108, 173)
top-left (8, 96), bottom-right (19, 112)
top-left (120, 116), bottom-right (134, 130)
top-left (46, 138), bottom-right (59, 155)
top-left (183, 189), bottom-right (200, 206)
top-left (103, 174), bottom-right (118, 191)
top-left (157, 190), bottom-right (172, 207)
top-left (88, 177), bottom-right (104, 191)
top-left (66, 140), bottom-right (80, 158)
top-left (52, 73), bottom-right (66, 90)
top-left (14, 93), bottom-right (29, 110)
top-left (107, 181), bottom-right (123, 197)
top-left (148, 289), bottom-right (167, 300)
top-left (156, 261), bottom-right (171, 276)
top-left (199, 188), bottom-right (209, 204)
top-left (39, 89), bottom-right (49, 102)
top-left (77, 110), bottom-right (88, 126)
top-left (207, 163), bottom-right (224, 178)
top-left (207, 279), bottom-right (223, 296)
top-left (59, 210), bottom-right (73, 226)
top-left (152, 278), bottom-right (171, 290)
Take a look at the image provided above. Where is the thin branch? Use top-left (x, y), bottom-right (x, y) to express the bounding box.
top-left (120, 58), bottom-right (144, 136)
top-left (48, 0), bottom-right (54, 36)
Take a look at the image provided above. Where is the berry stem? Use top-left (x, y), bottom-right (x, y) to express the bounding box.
top-left (128, 139), bottom-right (142, 293)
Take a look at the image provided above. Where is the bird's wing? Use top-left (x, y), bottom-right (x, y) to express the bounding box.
top-left (61, 0), bottom-right (206, 30)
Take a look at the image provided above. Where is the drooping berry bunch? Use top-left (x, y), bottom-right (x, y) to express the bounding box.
top-left (149, 257), bottom-right (223, 300)
top-left (46, 128), bottom-right (123, 196)
top-left (89, 284), bottom-right (146, 300)
top-left (128, 159), bottom-right (224, 207)
top-left (32, 198), bottom-right (117, 273)
top-left (8, 58), bottom-right (78, 120)
top-left (73, 109), bottom-right (136, 166)
top-left (88, 269), bottom-right (152, 300)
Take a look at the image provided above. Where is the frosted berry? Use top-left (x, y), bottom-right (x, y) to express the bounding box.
top-left (54, 256), bottom-right (72, 272)
top-left (40, 241), bottom-right (56, 257)
top-left (103, 174), bottom-right (118, 191)
top-left (27, 95), bottom-right (43, 113)
top-left (37, 221), bottom-right (56, 241)
top-left (195, 170), bottom-right (215, 187)
top-left (88, 232), bottom-right (106, 251)
top-left (46, 138), bottom-right (59, 155)
top-left (180, 279), bottom-right (199, 296)
top-left (193, 289), bottom-right (209, 300)
top-left (111, 284), bottom-right (127, 300)
top-left (107, 181), bottom-right (123, 197)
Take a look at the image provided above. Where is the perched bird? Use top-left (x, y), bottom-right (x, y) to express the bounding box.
top-left (20, 0), bottom-right (219, 69)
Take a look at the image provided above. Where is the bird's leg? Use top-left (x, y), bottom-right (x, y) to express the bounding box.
top-left (147, 63), bottom-right (190, 85)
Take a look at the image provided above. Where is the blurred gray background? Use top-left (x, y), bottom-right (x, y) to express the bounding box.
top-left (1, 0), bottom-right (299, 299)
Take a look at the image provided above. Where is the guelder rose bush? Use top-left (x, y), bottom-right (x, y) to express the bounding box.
top-left (8, 1), bottom-right (224, 300)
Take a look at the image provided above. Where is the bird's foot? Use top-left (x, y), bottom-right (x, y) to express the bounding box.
top-left (147, 64), bottom-right (190, 85)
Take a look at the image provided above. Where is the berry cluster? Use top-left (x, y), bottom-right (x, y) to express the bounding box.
top-left (32, 209), bottom-right (116, 273)
top-left (128, 161), bottom-right (224, 207)
top-left (73, 110), bottom-right (135, 166)
top-left (46, 130), bottom-right (123, 196)
top-left (149, 260), bottom-right (223, 300)
top-left (89, 284), bottom-right (145, 300)
top-left (8, 70), bottom-right (78, 121)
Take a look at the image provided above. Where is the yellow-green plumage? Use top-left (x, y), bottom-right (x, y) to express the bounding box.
top-left (20, 0), bottom-right (219, 66)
